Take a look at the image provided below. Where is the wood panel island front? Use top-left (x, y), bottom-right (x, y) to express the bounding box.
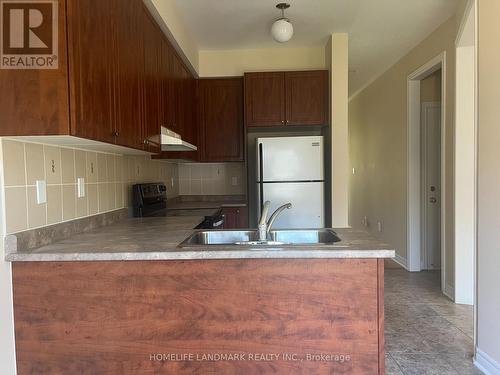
top-left (7, 219), bottom-right (394, 375)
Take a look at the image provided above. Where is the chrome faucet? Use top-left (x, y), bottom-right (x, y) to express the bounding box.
top-left (258, 201), bottom-right (292, 241)
top-left (258, 201), bottom-right (271, 241)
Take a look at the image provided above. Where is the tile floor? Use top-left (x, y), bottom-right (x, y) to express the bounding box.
top-left (385, 269), bottom-right (481, 375)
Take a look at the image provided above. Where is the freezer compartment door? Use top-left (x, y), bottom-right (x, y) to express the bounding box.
top-left (257, 182), bottom-right (324, 229)
top-left (256, 136), bottom-right (324, 181)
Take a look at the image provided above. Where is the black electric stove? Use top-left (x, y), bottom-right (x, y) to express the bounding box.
top-left (132, 183), bottom-right (168, 217)
top-left (132, 183), bottom-right (224, 229)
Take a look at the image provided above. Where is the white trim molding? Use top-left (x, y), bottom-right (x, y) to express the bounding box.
top-left (393, 254), bottom-right (408, 270)
top-left (474, 349), bottom-right (500, 375)
top-left (406, 51), bottom-right (447, 297)
top-left (443, 283), bottom-right (455, 301)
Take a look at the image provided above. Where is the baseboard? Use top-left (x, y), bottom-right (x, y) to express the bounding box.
top-left (474, 348), bottom-right (500, 375)
top-left (443, 283), bottom-right (455, 301)
top-left (393, 254), bottom-right (408, 270)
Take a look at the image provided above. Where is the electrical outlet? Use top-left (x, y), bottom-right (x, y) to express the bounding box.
top-left (231, 176), bottom-right (238, 186)
top-left (362, 216), bottom-right (368, 227)
top-left (77, 178), bottom-right (85, 198)
top-left (36, 180), bottom-right (47, 204)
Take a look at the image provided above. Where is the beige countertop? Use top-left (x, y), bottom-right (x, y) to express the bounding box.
top-left (5, 214), bottom-right (395, 262)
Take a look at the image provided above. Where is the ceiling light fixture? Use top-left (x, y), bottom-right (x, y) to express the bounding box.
top-left (271, 3), bottom-right (293, 43)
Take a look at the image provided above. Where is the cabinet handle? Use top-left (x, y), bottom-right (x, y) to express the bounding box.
top-left (112, 131), bottom-right (119, 137)
top-left (281, 120), bottom-right (284, 124)
top-left (143, 139), bottom-right (149, 145)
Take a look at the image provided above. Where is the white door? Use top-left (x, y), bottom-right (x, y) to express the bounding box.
top-left (256, 136), bottom-right (324, 181)
top-left (257, 182), bottom-right (324, 228)
top-left (422, 102), bottom-right (441, 270)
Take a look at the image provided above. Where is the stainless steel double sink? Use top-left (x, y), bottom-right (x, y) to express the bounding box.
top-left (179, 229), bottom-right (341, 247)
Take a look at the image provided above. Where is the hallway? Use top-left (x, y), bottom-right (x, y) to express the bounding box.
top-left (385, 269), bottom-right (479, 374)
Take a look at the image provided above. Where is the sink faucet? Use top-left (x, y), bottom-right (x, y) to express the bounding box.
top-left (258, 201), bottom-right (271, 241)
top-left (258, 201), bottom-right (292, 241)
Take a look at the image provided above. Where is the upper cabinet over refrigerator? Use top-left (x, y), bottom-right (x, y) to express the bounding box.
top-left (245, 71), bottom-right (329, 128)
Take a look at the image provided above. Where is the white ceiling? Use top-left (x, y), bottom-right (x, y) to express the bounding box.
top-left (174, 0), bottom-right (460, 95)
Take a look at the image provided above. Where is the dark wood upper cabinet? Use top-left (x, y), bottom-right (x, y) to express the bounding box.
top-left (0, 0), bottom-right (69, 136)
top-left (67, 0), bottom-right (115, 143)
top-left (0, 0), bottom-right (196, 155)
top-left (182, 72), bottom-right (197, 146)
top-left (160, 38), bottom-right (172, 137)
top-left (244, 70), bottom-right (329, 128)
top-left (113, 0), bottom-right (143, 149)
top-left (67, 0), bottom-right (147, 148)
top-left (156, 51), bottom-right (199, 161)
top-left (199, 78), bottom-right (244, 162)
top-left (141, 8), bottom-right (162, 153)
top-left (244, 72), bottom-right (285, 127)
top-left (285, 71), bottom-right (329, 126)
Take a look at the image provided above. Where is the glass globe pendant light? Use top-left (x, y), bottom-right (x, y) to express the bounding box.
top-left (271, 3), bottom-right (293, 43)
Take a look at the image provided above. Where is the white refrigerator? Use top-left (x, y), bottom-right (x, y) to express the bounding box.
top-left (256, 136), bottom-right (324, 228)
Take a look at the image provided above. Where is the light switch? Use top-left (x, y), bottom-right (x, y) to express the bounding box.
top-left (36, 180), bottom-right (47, 204)
top-left (77, 178), bottom-right (85, 198)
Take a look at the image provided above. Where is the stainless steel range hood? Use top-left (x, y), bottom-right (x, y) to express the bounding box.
top-left (160, 126), bottom-right (197, 152)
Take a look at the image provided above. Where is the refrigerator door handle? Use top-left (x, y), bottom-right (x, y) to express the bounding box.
top-left (259, 142), bottom-right (264, 212)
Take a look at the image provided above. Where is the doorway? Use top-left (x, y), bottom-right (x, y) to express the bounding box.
top-left (406, 52), bottom-right (447, 295)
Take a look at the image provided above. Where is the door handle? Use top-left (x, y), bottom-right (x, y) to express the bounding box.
top-left (429, 197), bottom-right (437, 203)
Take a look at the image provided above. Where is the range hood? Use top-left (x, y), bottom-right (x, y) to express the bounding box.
top-left (160, 126), bottom-right (197, 152)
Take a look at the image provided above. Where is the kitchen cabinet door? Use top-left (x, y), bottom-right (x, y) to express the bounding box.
top-left (0, 0), bottom-right (69, 136)
top-left (244, 72), bottom-right (285, 127)
top-left (141, 8), bottom-right (161, 152)
top-left (113, 0), bottom-right (143, 149)
top-left (159, 38), bottom-right (170, 133)
top-left (171, 53), bottom-right (185, 135)
top-left (199, 78), bottom-right (244, 162)
top-left (67, 0), bottom-right (115, 143)
top-left (223, 207), bottom-right (248, 229)
top-left (182, 65), bottom-right (197, 145)
top-left (159, 54), bottom-right (199, 161)
top-left (164, 43), bottom-right (176, 132)
top-left (285, 71), bottom-right (328, 126)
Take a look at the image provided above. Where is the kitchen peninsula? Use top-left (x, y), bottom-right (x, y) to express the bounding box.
top-left (7, 213), bottom-right (394, 375)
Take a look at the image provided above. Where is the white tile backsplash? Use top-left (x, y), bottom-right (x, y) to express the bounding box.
top-left (178, 162), bottom-right (246, 196)
top-left (1, 139), bottom-right (180, 234)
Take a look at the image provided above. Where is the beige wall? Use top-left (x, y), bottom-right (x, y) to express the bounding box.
top-left (348, 15), bottom-right (458, 290)
top-left (198, 47), bottom-right (326, 77)
top-left (476, 0), bottom-right (500, 366)
top-left (0, 139), bottom-right (179, 234)
top-left (178, 163), bottom-right (246, 196)
top-left (421, 69), bottom-right (442, 102)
